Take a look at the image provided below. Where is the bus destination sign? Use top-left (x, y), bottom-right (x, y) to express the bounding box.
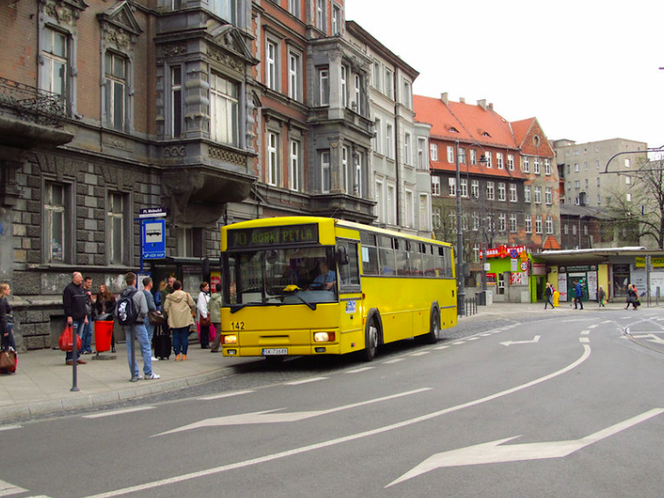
top-left (228, 224), bottom-right (319, 249)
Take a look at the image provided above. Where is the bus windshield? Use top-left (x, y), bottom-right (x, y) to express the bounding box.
top-left (227, 246), bottom-right (338, 309)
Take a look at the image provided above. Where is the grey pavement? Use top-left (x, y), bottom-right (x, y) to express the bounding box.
top-left (0, 299), bottom-right (658, 423)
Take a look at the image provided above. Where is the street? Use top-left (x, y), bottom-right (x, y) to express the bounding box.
top-left (2, 306), bottom-right (664, 497)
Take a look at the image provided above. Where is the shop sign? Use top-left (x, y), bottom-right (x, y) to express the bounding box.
top-left (482, 245), bottom-right (526, 259)
top-left (635, 257), bottom-right (664, 268)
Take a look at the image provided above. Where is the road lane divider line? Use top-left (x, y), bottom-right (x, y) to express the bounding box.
top-left (82, 406), bottom-right (155, 419)
top-left (83, 345), bottom-right (592, 498)
top-left (284, 377), bottom-right (328, 386)
top-left (198, 390), bottom-right (255, 401)
top-left (345, 367), bottom-right (374, 374)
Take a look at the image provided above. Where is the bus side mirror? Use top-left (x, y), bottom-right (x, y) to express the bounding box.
top-left (336, 246), bottom-right (349, 265)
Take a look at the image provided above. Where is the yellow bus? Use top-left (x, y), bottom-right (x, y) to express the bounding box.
top-left (219, 217), bottom-right (457, 362)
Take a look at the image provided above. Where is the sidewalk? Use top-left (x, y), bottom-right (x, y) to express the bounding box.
top-left (0, 300), bottom-right (660, 423)
top-left (0, 342), bottom-right (255, 423)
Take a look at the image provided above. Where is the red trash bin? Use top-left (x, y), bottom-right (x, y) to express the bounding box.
top-left (95, 321), bottom-right (114, 353)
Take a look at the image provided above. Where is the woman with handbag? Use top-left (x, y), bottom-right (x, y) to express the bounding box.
top-left (197, 282), bottom-right (211, 349)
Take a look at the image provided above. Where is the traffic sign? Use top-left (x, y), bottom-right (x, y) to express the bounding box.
top-left (141, 219), bottom-right (166, 259)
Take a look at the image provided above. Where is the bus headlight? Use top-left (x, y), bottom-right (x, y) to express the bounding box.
top-left (313, 332), bottom-right (335, 342)
top-left (223, 334), bottom-right (237, 344)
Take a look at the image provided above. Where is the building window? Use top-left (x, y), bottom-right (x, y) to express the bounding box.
top-left (460, 179), bottom-right (468, 197)
top-left (288, 0), bottom-right (300, 17)
top-left (318, 67), bottom-right (329, 105)
top-left (430, 143), bottom-right (438, 161)
top-left (472, 212), bottom-right (479, 231)
top-left (373, 117), bottom-right (382, 154)
top-left (470, 149), bottom-right (477, 166)
top-left (546, 216), bottom-right (554, 234)
top-left (625, 158), bottom-right (631, 168)
top-left (509, 183), bottom-right (517, 202)
top-left (431, 176), bottom-right (440, 196)
top-left (417, 138), bottom-right (427, 170)
top-left (534, 157), bottom-right (540, 174)
top-left (41, 27), bottom-right (69, 106)
top-left (405, 190), bottom-right (413, 228)
top-left (340, 65), bottom-right (348, 108)
top-left (524, 185), bottom-right (531, 203)
top-left (288, 51), bottom-right (301, 101)
top-left (342, 146), bottom-right (349, 192)
top-left (535, 215), bottom-right (542, 234)
top-left (545, 187), bottom-right (552, 205)
top-left (387, 184), bottom-right (396, 225)
top-left (404, 133), bottom-right (411, 165)
top-left (498, 183), bottom-right (506, 201)
top-left (321, 150), bottom-right (331, 193)
top-left (458, 147), bottom-right (466, 165)
top-left (574, 163), bottom-right (580, 172)
top-left (332, 4), bottom-right (341, 35)
top-left (104, 52), bottom-right (127, 131)
top-left (176, 227), bottom-right (203, 258)
top-left (171, 66), bottom-right (182, 138)
top-left (384, 68), bottom-right (393, 98)
top-left (419, 194), bottom-right (429, 231)
top-left (564, 224), bottom-right (568, 235)
top-left (354, 152), bottom-right (363, 196)
top-left (432, 207), bottom-right (441, 229)
top-left (209, 72), bottom-right (239, 146)
top-left (267, 132), bottom-right (279, 186)
top-left (107, 192), bottom-right (127, 265)
top-left (353, 74), bottom-right (361, 113)
top-left (545, 158), bottom-right (551, 175)
top-left (510, 213), bottom-right (517, 232)
top-left (266, 40), bottom-right (278, 90)
top-left (523, 157), bottom-right (530, 172)
top-left (447, 146), bottom-right (454, 163)
top-left (386, 123), bottom-right (393, 159)
top-left (471, 180), bottom-right (479, 198)
top-left (497, 153), bottom-right (504, 169)
top-left (534, 186), bottom-right (542, 204)
top-left (525, 216), bottom-right (532, 234)
top-left (485, 151), bottom-right (492, 168)
top-left (289, 139), bottom-right (300, 191)
top-left (448, 177), bottom-right (456, 197)
top-left (316, 0), bottom-right (326, 30)
top-left (375, 180), bottom-right (383, 221)
top-left (498, 213), bottom-right (506, 232)
top-left (403, 80), bottom-right (412, 109)
top-left (211, 0), bottom-right (236, 23)
top-left (45, 182), bottom-right (68, 263)
top-left (508, 154), bottom-right (515, 171)
top-left (486, 181), bottom-right (495, 200)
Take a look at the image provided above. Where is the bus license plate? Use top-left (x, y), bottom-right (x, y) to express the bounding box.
top-left (262, 348), bottom-right (287, 356)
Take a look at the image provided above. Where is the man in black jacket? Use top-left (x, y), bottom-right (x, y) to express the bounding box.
top-left (63, 272), bottom-right (88, 365)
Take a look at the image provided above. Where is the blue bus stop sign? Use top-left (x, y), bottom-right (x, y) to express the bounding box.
top-left (141, 219), bottom-right (166, 259)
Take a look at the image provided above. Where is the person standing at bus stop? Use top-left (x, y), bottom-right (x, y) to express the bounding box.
top-left (164, 280), bottom-right (195, 361)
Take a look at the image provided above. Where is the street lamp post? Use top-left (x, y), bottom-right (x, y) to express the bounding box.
top-left (455, 140), bottom-right (465, 316)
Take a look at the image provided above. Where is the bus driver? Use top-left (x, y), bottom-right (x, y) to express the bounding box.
top-left (310, 260), bottom-right (336, 290)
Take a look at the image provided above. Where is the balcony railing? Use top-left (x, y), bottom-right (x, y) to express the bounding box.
top-left (0, 76), bottom-right (67, 127)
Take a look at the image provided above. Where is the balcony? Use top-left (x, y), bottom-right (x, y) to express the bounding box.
top-left (0, 77), bottom-right (74, 149)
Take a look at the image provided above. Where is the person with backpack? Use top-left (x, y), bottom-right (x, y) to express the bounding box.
top-left (116, 272), bottom-right (160, 381)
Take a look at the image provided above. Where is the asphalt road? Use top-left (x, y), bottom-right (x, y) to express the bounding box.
top-left (2, 307), bottom-right (664, 497)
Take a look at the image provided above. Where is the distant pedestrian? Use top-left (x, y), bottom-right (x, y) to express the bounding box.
top-left (81, 276), bottom-right (94, 354)
top-left (598, 286), bottom-right (606, 307)
top-left (164, 280), bottom-right (195, 361)
top-left (626, 283), bottom-right (639, 310)
top-left (0, 283), bottom-right (16, 352)
top-left (116, 272), bottom-right (160, 381)
top-left (197, 282), bottom-right (211, 349)
top-left (544, 282), bottom-right (554, 309)
top-left (142, 277), bottom-right (160, 362)
top-left (209, 283), bottom-right (222, 353)
top-left (62, 272), bottom-right (88, 366)
top-left (574, 280), bottom-right (584, 310)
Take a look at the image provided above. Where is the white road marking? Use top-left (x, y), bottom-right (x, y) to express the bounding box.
top-left (154, 388), bottom-right (432, 435)
top-left (383, 358), bottom-right (405, 364)
top-left (284, 377), bottom-right (328, 385)
top-left (466, 337), bottom-right (480, 341)
top-left (198, 390), bottom-right (254, 401)
top-left (432, 346), bottom-right (450, 350)
top-left (579, 337), bottom-right (590, 343)
top-left (452, 341), bottom-right (466, 345)
top-left (480, 333), bottom-right (492, 337)
top-left (0, 479), bottom-right (27, 496)
top-left (345, 367), bottom-right (374, 374)
top-left (82, 406), bottom-right (155, 419)
top-left (388, 408), bottom-right (664, 487)
top-left (581, 330), bottom-right (590, 335)
top-left (631, 334), bottom-right (664, 345)
top-left (500, 335), bottom-right (540, 347)
top-left (83, 346), bottom-right (592, 498)
top-left (588, 324), bottom-right (598, 329)
top-left (410, 351), bottom-right (430, 357)
top-left (0, 425), bottom-right (21, 432)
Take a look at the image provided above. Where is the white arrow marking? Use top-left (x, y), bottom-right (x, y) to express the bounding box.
top-left (154, 388), bottom-right (431, 436)
top-left (388, 408), bottom-right (664, 487)
top-left (631, 334), bottom-right (664, 345)
top-left (500, 335), bottom-right (540, 346)
top-left (0, 479), bottom-right (27, 496)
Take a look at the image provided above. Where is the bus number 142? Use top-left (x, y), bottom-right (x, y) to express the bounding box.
top-left (230, 322), bottom-right (245, 330)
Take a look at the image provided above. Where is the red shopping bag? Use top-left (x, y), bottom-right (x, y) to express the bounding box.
top-left (59, 325), bottom-right (82, 352)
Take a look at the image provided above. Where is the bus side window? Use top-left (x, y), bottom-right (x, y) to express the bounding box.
top-left (338, 240), bottom-right (361, 292)
top-left (360, 232), bottom-right (379, 275)
top-left (379, 236), bottom-right (395, 275)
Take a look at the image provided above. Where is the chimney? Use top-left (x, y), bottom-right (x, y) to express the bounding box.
top-left (477, 99), bottom-right (487, 110)
top-left (459, 97), bottom-right (465, 104)
top-left (489, 102), bottom-right (494, 110)
top-left (440, 92), bottom-right (448, 105)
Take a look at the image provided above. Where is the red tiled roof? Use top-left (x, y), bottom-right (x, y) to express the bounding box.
top-left (542, 235), bottom-right (561, 250)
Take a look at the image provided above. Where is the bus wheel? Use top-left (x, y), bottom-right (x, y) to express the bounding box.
top-left (363, 320), bottom-right (379, 362)
top-left (422, 309), bottom-right (440, 345)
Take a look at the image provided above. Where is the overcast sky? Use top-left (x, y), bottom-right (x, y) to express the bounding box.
top-left (345, 1), bottom-right (664, 154)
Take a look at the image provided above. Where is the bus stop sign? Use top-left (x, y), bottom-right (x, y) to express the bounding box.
top-left (141, 219), bottom-right (166, 260)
